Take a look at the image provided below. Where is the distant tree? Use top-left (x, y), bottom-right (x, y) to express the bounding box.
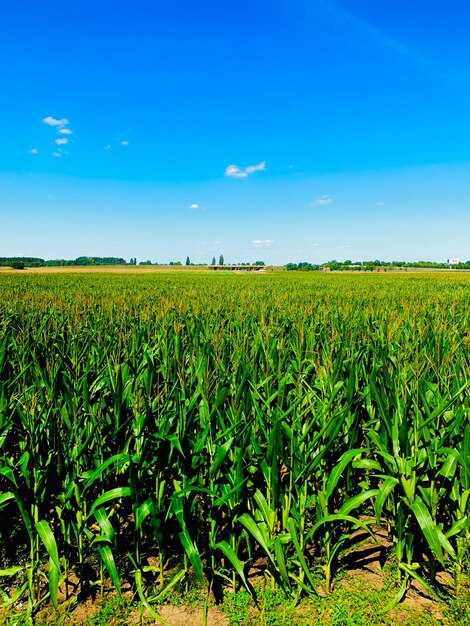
top-left (10, 261), bottom-right (25, 270)
top-left (211, 256), bottom-right (216, 265)
top-left (219, 254), bottom-right (224, 266)
top-left (254, 261), bottom-right (265, 266)
top-left (297, 261), bottom-right (319, 271)
top-left (327, 260), bottom-right (340, 271)
top-left (72, 257), bottom-right (127, 266)
top-left (186, 256), bottom-right (190, 266)
top-left (0, 257), bottom-right (44, 267)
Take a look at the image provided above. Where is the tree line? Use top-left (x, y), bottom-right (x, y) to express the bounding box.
top-left (0, 257), bottom-right (129, 269)
top-left (286, 259), bottom-right (470, 271)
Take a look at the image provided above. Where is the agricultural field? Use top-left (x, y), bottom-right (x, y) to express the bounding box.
top-left (0, 271), bottom-right (469, 625)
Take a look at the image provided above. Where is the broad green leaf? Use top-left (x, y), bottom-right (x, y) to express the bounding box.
top-left (239, 513), bottom-right (272, 557)
top-left (178, 531), bottom-right (204, 584)
top-left (97, 545), bottom-right (121, 596)
top-left (375, 477), bottom-right (399, 524)
top-left (35, 520), bottom-right (61, 608)
top-left (90, 487), bottom-right (131, 514)
top-left (214, 540), bottom-right (249, 589)
top-left (407, 496), bottom-right (444, 565)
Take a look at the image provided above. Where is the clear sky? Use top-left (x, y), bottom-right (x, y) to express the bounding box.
top-left (1, 0), bottom-right (470, 264)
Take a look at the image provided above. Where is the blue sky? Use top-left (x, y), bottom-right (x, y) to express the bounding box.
top-left (1, 0), bottom-right (470, 264)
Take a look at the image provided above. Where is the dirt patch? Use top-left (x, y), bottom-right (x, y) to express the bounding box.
top-left (151, 605), bottom-right (229, 626)
top-left (338, 526), bottom-right (447, 621)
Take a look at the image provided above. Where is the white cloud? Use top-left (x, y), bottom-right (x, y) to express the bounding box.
top-left (120, 140), bottom-right (129, 146)
top-left (225, 161), bottom-right (266, 178)
top-left (189, 203), bottom-right (199, 209)
top-left (251, 239), bottom-right (275, 247)
top-left (52, 151), bottom-right (62, 158)
top-left (225, 165), bottom-right (247, 178)
top-left (55, 138), bottom-right (68, 145)
top-left (311, 194), bottom-right (334, 206)
top-left (245, 161), bottom-right (266, 174)
top-left (59, 128), bottom-right (73, 135)
top-left (104, 144), bottom-right (111, 150)
top-left (43, 116), bottom-right (69, 128)
top-left (29, 148), bottom-right (39, 154)
top-left (377, 201), bottom-right (385, 206)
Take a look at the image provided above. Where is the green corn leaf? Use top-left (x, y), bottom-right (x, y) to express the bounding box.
top-left (0, 581), bottom-right (28, 607)
top-left (445, 515), bottom-right (468, 539)
top-left (239, 513), bottom-right (272, 557)
top-left (287, 518), bottom-right (317, 592)
top-left (325, 448), bottom-right (364, 500)
top-left (89, 487), bottom-right (132, 514)
top-left (214, 540), bottom-right (249, 589)
top-left (178, 531), bottom-right (204, 584)
top-left (352, 459), bottom-right (382, 471)
top-left (210, 437), bottom-right (234, 478)
top-left (339, 489), bottom-right (379, 516)
top-left (398, 563), bottom-right (442, 602)
top-left (82, 454), bottom-right (130, 491)
top-left (0, 466), bottom-right (17, 487)
top-left (439, 450), bottom-right (458, 480)
top-left (134, 569), bottom-right (171, 625)
top-left (253, 490), bottom-right (273, 528)
top-left (136, 498), bottom-right (154, 530)
top-left (375, 477), bottom-right (399, 524)
top-left (308, 514), bottom-right (375, 541)
top-left (35, 520), bottom-right (61, 609)
top-left (0, 566), bottom-right (23, 577)
top-left (149, 569), bottom-right (186, 603)
top-left (213, 479), bottom-right (247, 507)
top-left (407, 496), bottom-right (445, 565)
top-left (273, 536), bottom-right (291, 588)
top-left (0, 492), bottom-right (14, 507)
top-left (97, 545), bottom-right (122, 596)
top-left (418, 382), bottom-right (469, 433)
top-left (94, 507), bottom-right (116, 541)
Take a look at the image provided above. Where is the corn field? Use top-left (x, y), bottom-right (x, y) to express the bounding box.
top-left (0, 271), bottom-right (469, 617)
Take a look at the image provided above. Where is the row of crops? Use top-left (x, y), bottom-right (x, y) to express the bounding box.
top-left (0, 271), bottom-right (469, 617)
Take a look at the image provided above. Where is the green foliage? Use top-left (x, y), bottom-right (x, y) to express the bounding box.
top-left (82, 597), bottom-right (132, 626)
top-left (0, 256), bottom-right (128, 268)
top-left (0, 271), bottom-right (468, 617)
top-left (285, 261), bottom-right (319, 271)
top-left (284, 259), bottom-right (470, 271)
top-left (9, 261), bottom-right (25, 269)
